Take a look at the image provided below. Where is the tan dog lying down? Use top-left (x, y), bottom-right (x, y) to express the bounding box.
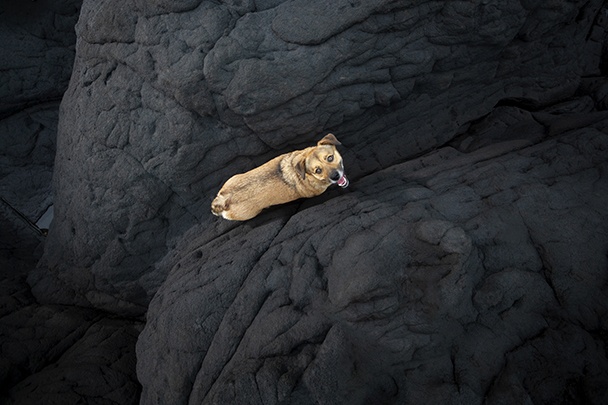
top-left (211, 134), bottom-right (349, 221)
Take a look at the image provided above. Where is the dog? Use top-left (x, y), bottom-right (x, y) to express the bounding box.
top-left (211, 133), bottom-right (349, 221)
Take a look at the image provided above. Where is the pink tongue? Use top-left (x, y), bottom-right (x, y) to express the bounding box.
top-left (337, 174), bottom-right (349, 188)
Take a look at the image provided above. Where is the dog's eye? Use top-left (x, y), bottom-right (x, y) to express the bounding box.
top-left (315, 167), bottom-right (322, 174)
top-left (327, 155), bottom-right (334, 162)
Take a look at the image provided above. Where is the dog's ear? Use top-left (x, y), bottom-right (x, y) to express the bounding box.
top-left (317, 133), bottom-right (341, 146)
top-left (294, 153), bottom-right (307, 180)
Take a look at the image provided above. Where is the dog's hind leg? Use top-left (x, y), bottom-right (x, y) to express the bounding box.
top-left (211, 193), bottom-right (229, 217)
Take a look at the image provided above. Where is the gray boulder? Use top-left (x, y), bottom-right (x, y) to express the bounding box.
top-left (0, 0), bottom-right (79, 115)
top-left (31, 0), bottom-right (608, 314)
top-left (137, 116), bottom-right (608, 404)
top-left (1, 306), bottom-right (142, 404)
top-left (3, 0), bottom-right (607, 403)
top-left (1, 2), bottom-right (143, 404)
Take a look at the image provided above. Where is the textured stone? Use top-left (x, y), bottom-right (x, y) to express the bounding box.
top-left (0, 104), bottom-right (58, 221)
top-left (0, 1), bottom-right (80, 115)
top-left (1, 1), bottom-right (145, 404)
top-left (2, 311), bottom-right (142, 405)
top-left (2, 0), bottom-right (608, 403)
top-left (31, 0), bottom-right (608, 317)
top-left (0, 305), bottom-right (100, 393)
top-left (138, 119), bottom-right (608, 404)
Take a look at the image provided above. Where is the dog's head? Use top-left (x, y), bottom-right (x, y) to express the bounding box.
top-left (295, 134), bottom-right (349, 188)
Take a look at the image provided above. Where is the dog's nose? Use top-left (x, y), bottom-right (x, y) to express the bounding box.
top-left (330, 171), bottom-right (340, 181)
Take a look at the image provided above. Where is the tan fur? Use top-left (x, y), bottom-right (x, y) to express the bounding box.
top-left (211, 134), bottom-right (348, 221)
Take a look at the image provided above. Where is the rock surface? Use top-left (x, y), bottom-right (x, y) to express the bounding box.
top-left (137, 117), bottom-right (608, 404)
top-left (0, 1), bottom-right (79, 115)
top-left (32, 0), bottom-right (608, 314)
top-left (1, 2), bottom-right (142, 404)
top-left (1, 0), bottom-right (608, 403)
top-left (1, 305), bottom-right (142, 404)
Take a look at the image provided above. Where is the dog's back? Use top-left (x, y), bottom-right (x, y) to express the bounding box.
top-left (211, 155), bottom-right (302, 220)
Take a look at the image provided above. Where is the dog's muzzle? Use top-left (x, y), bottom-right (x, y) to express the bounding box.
top-left (337, 174), bottom-right (349, 188)
top-left (330, 170), bottom-right (349, 188)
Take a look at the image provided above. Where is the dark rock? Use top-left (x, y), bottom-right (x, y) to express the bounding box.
top-left (0, 305), bottom-right (101, 393)
top-left (3, 0), bottom-right (608, 403)
top-left (0, 0), bottom-right (82, 269)
top-left (2, 312), bottom-right (142, 405)
top-left (0, 104), bottom-right (58, 220)
top-left (0, 1), bottom-right (80, 116)
top-left (1, 1), bottom-right (144, 404)
top-left (138, 119), bottom-right (608, 404)
top-left (32, 0), bottom-right (608, 316)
